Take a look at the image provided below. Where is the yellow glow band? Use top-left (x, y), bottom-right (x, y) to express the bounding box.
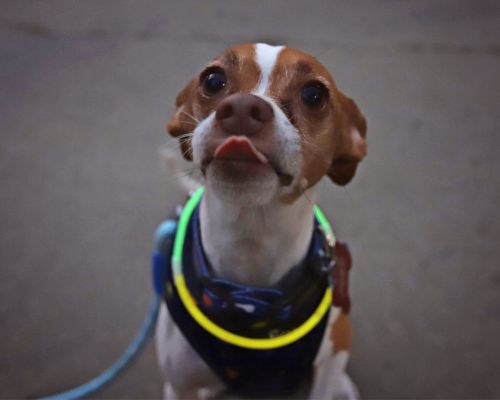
top-left (171, 187), bottom-right (335, 350)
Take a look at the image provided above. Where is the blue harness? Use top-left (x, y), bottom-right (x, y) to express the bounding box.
top-left (152, 190), bottom-right (337, 397)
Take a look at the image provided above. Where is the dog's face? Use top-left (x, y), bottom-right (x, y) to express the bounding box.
top-left (167, 43), bottom-right (367, 205)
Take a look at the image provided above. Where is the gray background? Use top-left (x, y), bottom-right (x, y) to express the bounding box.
top-left (1, 1), bottom-right (499, 398)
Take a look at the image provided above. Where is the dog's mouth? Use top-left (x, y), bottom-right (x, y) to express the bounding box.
top-left (203, 136), bottom-right (294, 186)
top-left (214, 136), bottom-right (268, 164)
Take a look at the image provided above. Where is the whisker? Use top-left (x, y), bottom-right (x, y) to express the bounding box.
top-left (163, 138), bottom-right (184, 149)
top-left (167, 172), bottom-right (198, 188)
top-left (162, 133), bottom-right (194, 151)
top-left (177, 139), bottom-right (194, 159)
top-left (343, 186), bottom-right (354, 204)
top-left (180, 110), bottom-right (201, 124)
top-left (166, 162), bottom-right (201, 180)
top-left (313, 45), bottom-right (336, 60)
top-left (181, 146), bottom-right (193, 159)
top-left (178, 133), bottom-right (194, 143)
top-left (301, 189), bottom-right (315, 208)
top-left (212, 29), bottom-right (232, 51)
top-left (297, 137), bottom-right (331, 166)
top-left (178, 120), bottom-right (198, 128)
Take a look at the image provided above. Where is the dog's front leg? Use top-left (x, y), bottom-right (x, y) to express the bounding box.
top-left (308, 310), bottom-right (359, 400)
top-left (309, 350), bottom-right (359, 400)
top-left (156, 304), bottom-right (224, 400)
top-left (162, 383), bottom-right (224, 400)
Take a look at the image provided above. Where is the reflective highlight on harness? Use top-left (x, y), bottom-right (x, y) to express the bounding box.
top-left (171, 187), bottom-right (335, 350)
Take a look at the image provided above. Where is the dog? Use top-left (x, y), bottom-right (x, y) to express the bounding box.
top-left (155, 43), bottom-right (367, 399)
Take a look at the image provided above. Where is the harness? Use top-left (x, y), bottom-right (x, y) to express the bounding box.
top-left (152, 187), bottom-right (343, 397)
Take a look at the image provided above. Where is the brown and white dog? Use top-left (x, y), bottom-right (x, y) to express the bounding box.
top-left (156, 43), bottom-right (367, 399)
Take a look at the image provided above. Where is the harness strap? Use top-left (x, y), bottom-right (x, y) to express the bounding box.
top-left (151, 188), bottom-right (353, 397)
top-left (170, 187), bottom-right (333, 350)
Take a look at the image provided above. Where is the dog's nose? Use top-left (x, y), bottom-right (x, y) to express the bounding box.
top-left (215, 93), bottom-right (274, 136)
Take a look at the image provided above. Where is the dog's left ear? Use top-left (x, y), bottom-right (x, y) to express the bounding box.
top-left (166, 78), bottom-right (197, 160)
top-left (327, 91), bottom-right (367, 185)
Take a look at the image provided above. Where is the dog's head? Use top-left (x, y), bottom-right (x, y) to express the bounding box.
top-left (167, 43), bottom-right (367, 205)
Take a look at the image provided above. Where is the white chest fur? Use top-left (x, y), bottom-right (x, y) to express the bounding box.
top-left (199, 185), bottom-right (316, 287)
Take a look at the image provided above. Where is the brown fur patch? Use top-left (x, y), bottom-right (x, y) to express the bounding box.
top-left (267, 48), bottom-right (338, 194)
top-left (330, 312), bottom-right (352, 353)
top-left (266, 47), bottom-right (367, 197)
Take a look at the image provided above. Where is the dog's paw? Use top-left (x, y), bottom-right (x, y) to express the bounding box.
top-left (328, 372), bottom-right (360, 400)
top-left (163, 383), bottom-right (177, 400)
top-left (310, 350), bottom-right (359, 400)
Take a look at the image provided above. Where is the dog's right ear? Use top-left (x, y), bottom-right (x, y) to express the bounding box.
top-left (166, 78), bottom-right (197, 159)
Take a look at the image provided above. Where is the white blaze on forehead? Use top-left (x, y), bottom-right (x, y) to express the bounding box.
top-left (254, 43), bottom-right (284, 95)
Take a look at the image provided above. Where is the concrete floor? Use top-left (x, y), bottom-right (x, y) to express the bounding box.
top-left (1, 1), bottom-right (500, 398)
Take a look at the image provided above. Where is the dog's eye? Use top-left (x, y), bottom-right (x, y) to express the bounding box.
top-left (203, 70), bottom-right (227, 95)
top-left (301, 82), bottom-right (328, 108)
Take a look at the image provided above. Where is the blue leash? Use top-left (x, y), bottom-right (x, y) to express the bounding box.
top-left (39, 219), bottom-right (178, 400)
top-left (40, 295), bottom-right (161, 400)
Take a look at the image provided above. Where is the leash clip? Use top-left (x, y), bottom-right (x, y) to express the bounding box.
top-left (317, 225), bottom-right (336, 273)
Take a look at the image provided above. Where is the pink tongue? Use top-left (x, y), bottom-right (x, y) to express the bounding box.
top-left (214, 136), bottom-right (268, 164)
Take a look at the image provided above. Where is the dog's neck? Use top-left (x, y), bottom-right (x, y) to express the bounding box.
top-left (199, 185), bottom-right (316, 287)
